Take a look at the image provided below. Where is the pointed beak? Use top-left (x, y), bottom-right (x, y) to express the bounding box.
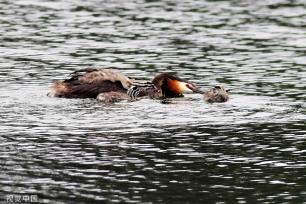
top-left (193, 88), bottom-right (205, 94)
top-left (186, 83), bottom-right (205, 94)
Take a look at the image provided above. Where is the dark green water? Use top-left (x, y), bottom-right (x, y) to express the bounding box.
top-left (1, 0), bottom-right (306, 203)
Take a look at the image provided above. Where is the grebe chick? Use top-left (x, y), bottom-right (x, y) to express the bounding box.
top-left (203, 85), bottom-right (229, 103)
top-left (127, 81), bottom-right (161, 100)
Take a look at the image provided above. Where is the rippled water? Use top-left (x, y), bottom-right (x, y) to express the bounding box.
top-left (1, 0), bottom-right (306, 203)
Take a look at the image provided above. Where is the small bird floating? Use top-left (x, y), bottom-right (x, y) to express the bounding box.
top-left (203, 85), bottom-right (229, 103)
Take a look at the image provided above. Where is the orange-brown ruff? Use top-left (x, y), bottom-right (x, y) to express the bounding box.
top-left (151, 73), bottom-right (201, 98)
top-left (47, 69), bottom-right (133, 99)
top-left (203, 86), bottom-right (229, 103)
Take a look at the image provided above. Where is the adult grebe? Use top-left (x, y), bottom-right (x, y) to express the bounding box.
top-left (127, 73), bottom-right (203, 99)
top-left (47, 69), bottom-right (203, 102)
top-left (203, 85), bottom-right (229, 103)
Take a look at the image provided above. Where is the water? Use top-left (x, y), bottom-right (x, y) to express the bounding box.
top-left (1, 0), bottom-right (306, 203)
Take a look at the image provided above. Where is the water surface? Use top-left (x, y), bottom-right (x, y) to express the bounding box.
top-left (1, 0), bottom-right (306, 203)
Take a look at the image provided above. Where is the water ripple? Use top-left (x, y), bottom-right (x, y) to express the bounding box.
top-left (1, 0), bottom-right (306, 203)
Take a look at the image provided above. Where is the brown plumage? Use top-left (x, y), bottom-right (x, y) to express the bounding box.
top-left (47, 69), bottom-right (133, 98)
top-left (203, 86), bottom-right (229, 103)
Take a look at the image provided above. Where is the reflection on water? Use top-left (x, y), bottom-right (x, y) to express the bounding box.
top-left (1, 0), bottom-right (306, 203)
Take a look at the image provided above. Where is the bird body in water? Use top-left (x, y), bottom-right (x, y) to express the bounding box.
top-left (47, 69), bottom-right (132, 99)
top-left (203, 86), bottom-right (229, 103)
top-left (47, 69), bottom-right (201, 102)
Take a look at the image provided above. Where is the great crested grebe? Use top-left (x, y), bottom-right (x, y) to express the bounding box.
top-left (128, 73), bottom-right (203, 99)
top-left (47, 69), bottom-right (202, 102)
top-left (203, 85), bottom-right (229, 103)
